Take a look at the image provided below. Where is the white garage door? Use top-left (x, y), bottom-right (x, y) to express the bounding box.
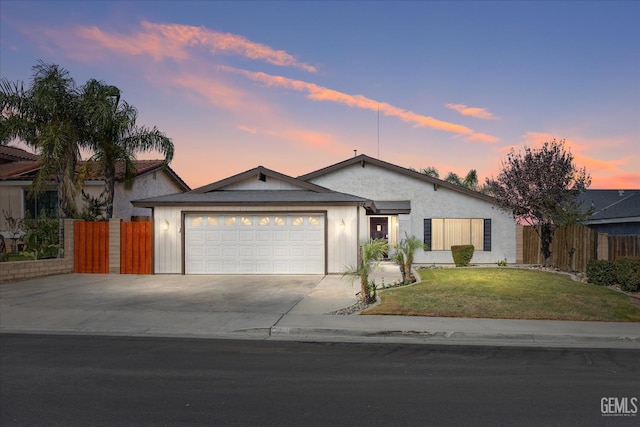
top-left (185, 214), bottom-right (325, 274)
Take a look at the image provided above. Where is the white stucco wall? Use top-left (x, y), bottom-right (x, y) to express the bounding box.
top-left (308, 162), bottom-right (516, 265)
top-left (152, 204), bottom-right (361, 274)
top-left (113, 170), bottom-right (185, 220)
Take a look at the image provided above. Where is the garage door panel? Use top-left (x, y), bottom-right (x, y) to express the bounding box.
top-left (186, 213), bottom-right (324, 274)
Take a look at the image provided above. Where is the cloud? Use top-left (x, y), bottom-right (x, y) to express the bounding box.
top-left (446, 103), bottom-right (497, 120)
top-left (68, 21), bottom-right (316, 71)
top-left (221, 66), bottom-right (500, 143)
top-left (237, 125), bottom-right (257, 134)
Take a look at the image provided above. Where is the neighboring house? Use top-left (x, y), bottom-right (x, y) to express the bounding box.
top-left (133, 154), bottom-right (516, 275)
top-left (578, 189), bottom-right (640, 235)
top-left (0, 145), bottom-right (190, 233)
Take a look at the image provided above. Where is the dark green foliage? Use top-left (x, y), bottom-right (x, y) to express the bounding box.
top-left (21, 215), bottom-right (60, 259)
top-left (586, 259), bottom-right (616, 285)
top-left (614, 257), bottom-right (640, 292)
top-left (80, 190), bottom-right (108, 221)
top-left (451, 245), bottom-right (475, 267)
top-left (587, 258), bottom-right (640, 292)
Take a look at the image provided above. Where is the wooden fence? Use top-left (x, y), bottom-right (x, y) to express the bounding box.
top-left (608, 234), bottom-right (640, 261)
top-left (74, 220), bottom-right (152, 274)
top-left (521, 224), bottom-right (640, 271)
top-left (120, 221), bottom-right (152, 274)
top-left (74, 221), bottom-right (110, 273)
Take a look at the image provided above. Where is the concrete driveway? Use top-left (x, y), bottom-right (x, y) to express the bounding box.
top-left (0, 273), bottom-right (360, 338)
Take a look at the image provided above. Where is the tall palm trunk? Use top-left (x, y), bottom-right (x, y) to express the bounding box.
top-left (103, 159), bottom-right (116, 219)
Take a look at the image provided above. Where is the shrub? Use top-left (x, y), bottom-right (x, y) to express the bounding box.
top-left (21, 215), bottom-right (60, 259)
top-left (586, 259), bottom-right (616, 285)
top-left (614, 257), bottom-right (640, 292)
top-left (451, 245), bottom-right (474, 267)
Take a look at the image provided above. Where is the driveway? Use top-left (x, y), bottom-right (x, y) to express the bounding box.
top-left (0, 273), bottom-right (357, 338)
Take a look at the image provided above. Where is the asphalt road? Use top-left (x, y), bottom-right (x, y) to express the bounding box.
top-left (1, 334), bottom-right (638, 426)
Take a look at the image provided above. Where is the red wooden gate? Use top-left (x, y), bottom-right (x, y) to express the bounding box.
top-left (120, 221), bottom-right (152, 274)
top-left (74, 221), bottom-right (109, 273)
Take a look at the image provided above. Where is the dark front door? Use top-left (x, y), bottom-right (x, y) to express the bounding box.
top-left (369, 217), bottom-right (388, 241)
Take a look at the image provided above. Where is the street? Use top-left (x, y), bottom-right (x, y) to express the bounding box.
top-left (1, 334), bottom-right (638, 426)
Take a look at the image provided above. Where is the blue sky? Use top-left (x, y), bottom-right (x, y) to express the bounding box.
top-left (1, 0), bottom-right (638, 189)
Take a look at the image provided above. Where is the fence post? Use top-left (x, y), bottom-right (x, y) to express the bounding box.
top-left (63, 219), bottom-right (76, 263)
top-left (516, 225), bottom-right (523, 264)
top-left (109, 218), bottom-right (122, 274)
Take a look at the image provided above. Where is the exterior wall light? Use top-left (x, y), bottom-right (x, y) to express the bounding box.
top-left (340, 219), bottom-right (345, 229)
top-left (162, 219), bottom-right (170, 231)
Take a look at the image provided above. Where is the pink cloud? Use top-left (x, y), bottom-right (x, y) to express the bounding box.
top-left (64, 21), bottom-right (316, 71)
top-left (446, 103), bottom-right (497, 120)
top-left (221, 66), bottom-right (500, 143)
top-left (237, 125), bottom-right (258, 134)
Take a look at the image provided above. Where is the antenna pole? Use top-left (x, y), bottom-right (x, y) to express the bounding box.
top-left (377, 103), bottom-right (380, 159)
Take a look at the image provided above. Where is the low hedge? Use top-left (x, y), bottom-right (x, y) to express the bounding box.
top-left (587, 257), bottom-right (640, 292)
top-left (451, 245), bottom-right (474, 267)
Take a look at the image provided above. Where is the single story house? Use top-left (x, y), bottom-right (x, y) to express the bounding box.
top-left (133, 154), bottom-right (516, 275)
top-left (0, 145), bottom-right (190, 233)
top-left (578, 189), bottom-right (640, 235)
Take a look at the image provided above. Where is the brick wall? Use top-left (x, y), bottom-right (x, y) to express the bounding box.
top-left (0, 258), bottom-right (74, 283)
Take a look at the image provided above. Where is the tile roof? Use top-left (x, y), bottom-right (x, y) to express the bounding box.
top-left (0, 145), bottom-right (189, 190)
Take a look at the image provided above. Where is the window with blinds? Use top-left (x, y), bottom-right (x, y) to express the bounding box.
top-left (424, 218), bottom-right (491, 251)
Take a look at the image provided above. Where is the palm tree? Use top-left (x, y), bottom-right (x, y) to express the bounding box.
top-left (392, 233), bottom-right (425, 283)
top-left (1, 61), bottom-right (85, 218)
top-left (343, 239), bottom-right (388, 303)
top-left (82, 79), bottom-right (174, 218)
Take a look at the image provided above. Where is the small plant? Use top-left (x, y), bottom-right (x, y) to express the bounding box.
top-left (496, 258), bottom-right (508, 267)
top-left (343, 239), bottom-right (388, 303)
top-left (2, 210), bottom-right (24, 252)
top-left (392, 233), bottom-right (426, 283)
top-left (451, 245), bottom-right (475, 267)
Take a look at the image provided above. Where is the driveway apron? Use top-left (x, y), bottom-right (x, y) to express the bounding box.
top-left (0, 274), bottom-right (329, 338)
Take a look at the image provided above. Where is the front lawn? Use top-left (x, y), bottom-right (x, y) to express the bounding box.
top-left (362, 268), bottom-right (640, 322)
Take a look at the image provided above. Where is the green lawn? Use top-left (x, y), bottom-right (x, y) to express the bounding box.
top-left (363, 268), bottom-right (640, 322)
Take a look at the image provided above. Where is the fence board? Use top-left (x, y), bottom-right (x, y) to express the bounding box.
top-left (74, 221), bottom-right (109, 273)
top-left (521, 224), bottom-right (596, 271)
top-left (608, 235), bottom-right (640, 260)
top-left (121, 221), bottom-right (152, 274)
top-left (522, 225), bottom-right (639, 271)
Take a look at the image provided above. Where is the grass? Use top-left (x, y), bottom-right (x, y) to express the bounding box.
top-left (362, 268), bottom-right (640, 322)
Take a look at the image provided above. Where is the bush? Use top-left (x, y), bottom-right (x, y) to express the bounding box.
top-left (614, 257), bottom-right (640, 292)
top-left (21, 215), bottom-right (60, 259)
top-left (451, 245), bottom-right (474, 267)
top-left (586, 259), bottom-right (616, 285)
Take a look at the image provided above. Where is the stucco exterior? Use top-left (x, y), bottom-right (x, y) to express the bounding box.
top-left (305, 159), bottom-right (516, 265)
top-left (137, 155), bottom-right (517, 275)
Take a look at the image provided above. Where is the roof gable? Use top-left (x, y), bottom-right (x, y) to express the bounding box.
top-left (192, 166), bottom-right (333, 194)
top-left (299, 154), bottom-right (494, 202)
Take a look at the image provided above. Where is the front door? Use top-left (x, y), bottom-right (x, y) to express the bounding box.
top-left (369, 217), bottom-right (389, 241)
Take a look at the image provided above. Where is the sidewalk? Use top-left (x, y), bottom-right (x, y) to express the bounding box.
top-left (1, 263), bottom-right (639, 349)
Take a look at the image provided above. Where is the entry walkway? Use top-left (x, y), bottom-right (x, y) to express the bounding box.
top-left (1, 263), bottom-right (638, 349)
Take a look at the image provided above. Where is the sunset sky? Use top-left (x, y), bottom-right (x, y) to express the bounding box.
top-left (1, 1), bottom-right (638, 189)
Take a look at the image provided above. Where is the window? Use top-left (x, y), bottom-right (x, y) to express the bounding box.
top-left (424, 218), bottom-right (491, 251)
top-left (24, 190), bottom-right (57, 218)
